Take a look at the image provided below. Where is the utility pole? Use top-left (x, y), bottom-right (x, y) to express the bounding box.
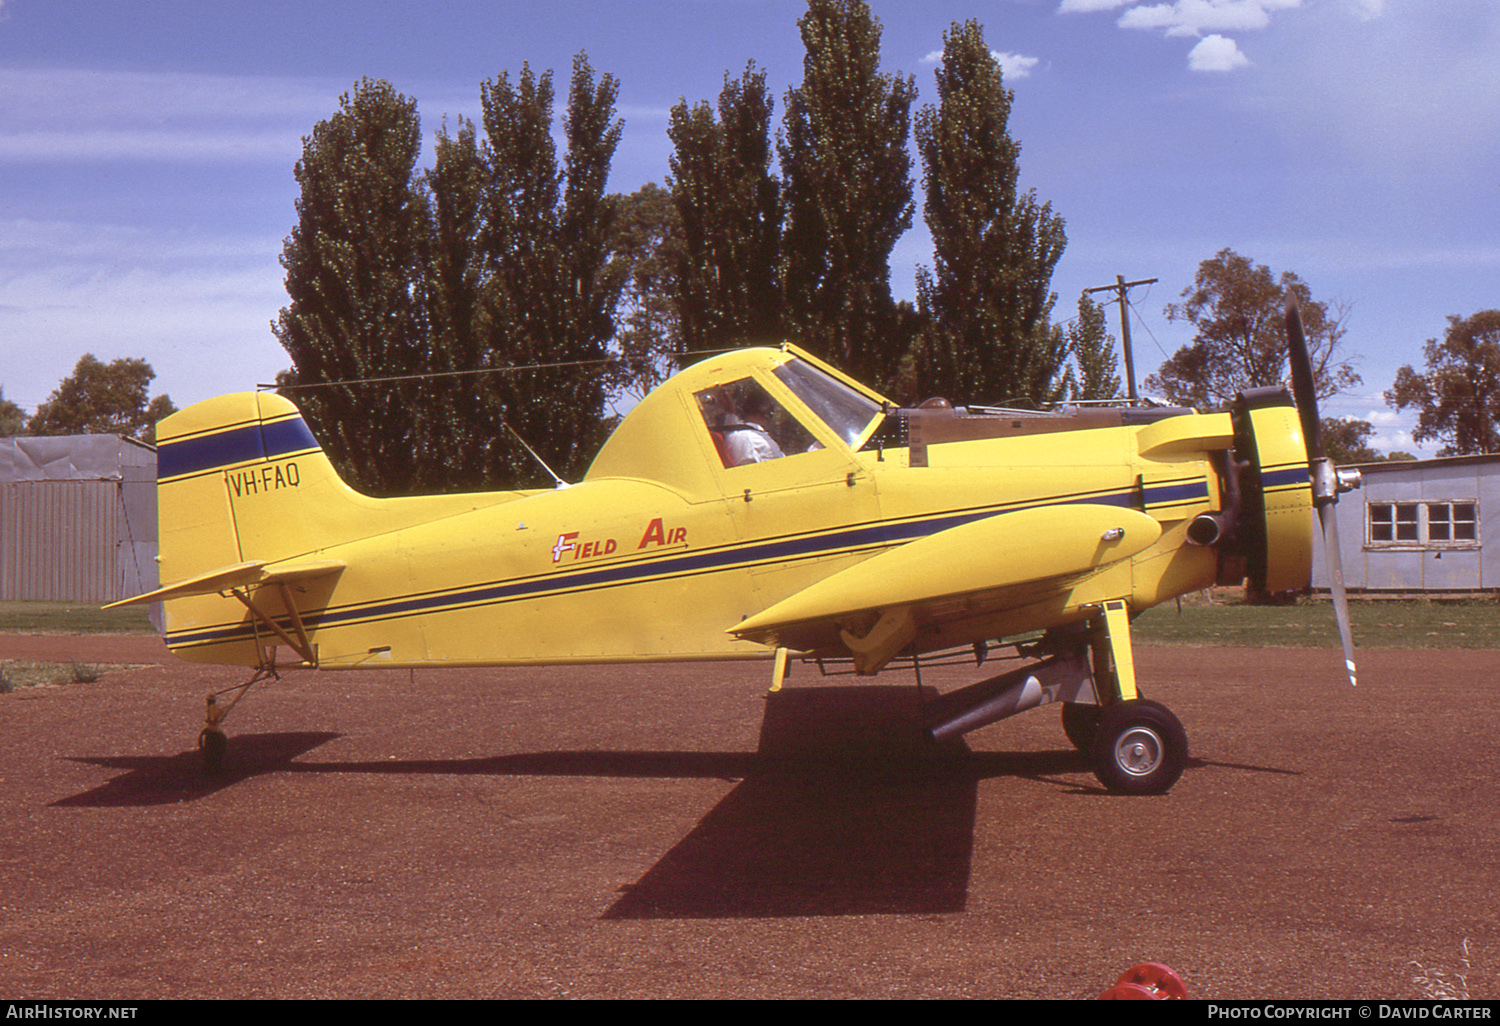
top-left (1085, 275), bottom-right (1156, 403)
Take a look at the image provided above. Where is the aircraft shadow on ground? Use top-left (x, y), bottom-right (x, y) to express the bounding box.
top-left (55, 686), bottom-right (1100, 916)
top-left (603, 685), bottom-right (1082, 920)
top-left (54, 731), bottom-right (342, 807)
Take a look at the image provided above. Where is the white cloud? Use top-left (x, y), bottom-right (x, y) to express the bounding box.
top-left (1118, 0), bottom-right (1303, 39)
top-left (0, 218), bottom-right (289, 410)
top-left (921, 49), bottom-right (1041, 79)
top-left (1267, 4), bottom-right (1500, 179)
top-left (997, 52), bottom-right (1042, 79)
top-left (1060, 0), bottom-right (1315, 69)
top-left (0, 67), bottom-right (467, 165)
top-left (0, 68), bottom-right (335, 127)
top-left (1188, 33), bottom-right (1252, 70)
top-left (0, 129), bottom-right (303, 162)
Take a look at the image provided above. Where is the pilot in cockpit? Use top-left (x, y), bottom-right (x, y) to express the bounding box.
top-left (721, 388), bottom-right (786, 466)
top-left (697, 381), bottom-right (789, 467)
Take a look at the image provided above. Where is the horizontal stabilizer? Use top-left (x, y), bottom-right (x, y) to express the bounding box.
top-left (104, 558), bottom-right (345, 608)
top-left (731, 503), bottom-right (1161, 645)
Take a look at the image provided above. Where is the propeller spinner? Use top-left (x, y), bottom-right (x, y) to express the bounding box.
top-left (1285, 299), bottom-right (1359, 686)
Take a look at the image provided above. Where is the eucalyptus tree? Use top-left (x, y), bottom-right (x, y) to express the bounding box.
top-left (1388, 310), bottom-right (1500, 456)
top-left (1145, 249), bottom-right (1358, 411)
top-left (26, 355), bottom-right (176, 443)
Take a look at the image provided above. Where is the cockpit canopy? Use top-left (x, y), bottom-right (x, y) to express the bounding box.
top-left (584, 346), bottom-right (887, 496)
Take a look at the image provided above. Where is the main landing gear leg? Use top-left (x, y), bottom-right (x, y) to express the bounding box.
top-left (197, 666), bottom-right (278, 774)
top-left (914, 601), bottom-right (1188, 795)
top-left (1083, 600), bottom-right (1188, 795)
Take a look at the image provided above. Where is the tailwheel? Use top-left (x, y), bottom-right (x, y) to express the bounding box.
top-left (1090, 699), bottom-right (1188, 795)
top-left (194, 668), bottom-right (275, 775)
top-left (199, 726), bottom-right (228, 775)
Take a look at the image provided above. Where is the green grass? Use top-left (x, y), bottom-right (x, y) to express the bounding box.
top-left (1133, 594), bottom-right (1500, 648)
top-left (0, 601), bottom-right (155, 635)
top-left (0, 660), bottom-right (112, 692)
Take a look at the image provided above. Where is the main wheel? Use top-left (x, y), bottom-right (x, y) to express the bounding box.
top-left (1090, 699), bottom-right (1187, 795)
top-left (1061, 702), bottom-right (1101, 751)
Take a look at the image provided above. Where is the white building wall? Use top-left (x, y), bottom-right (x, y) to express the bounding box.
top-left (1311, 455), bottom-right (1500, 592)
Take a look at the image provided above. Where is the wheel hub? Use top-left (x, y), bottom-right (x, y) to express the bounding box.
top-left (1113, 726), bottom-right (1164, 777)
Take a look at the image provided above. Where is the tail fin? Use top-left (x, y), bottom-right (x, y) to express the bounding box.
top-left (154, 391), bottom-right (353, 584)
top-left (128, 391), bottom-right (531, 665)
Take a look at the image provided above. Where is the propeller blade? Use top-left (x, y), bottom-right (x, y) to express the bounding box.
top-left (1318, 502), bottom-right (1358, 686)
top-left (1285, 298), bottom-right (1323, 459)
top-left (1288, 297), bottom-right (1357, 685)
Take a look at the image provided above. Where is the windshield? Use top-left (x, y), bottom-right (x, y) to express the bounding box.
top-left (773, 359), bottom-right (883, 448)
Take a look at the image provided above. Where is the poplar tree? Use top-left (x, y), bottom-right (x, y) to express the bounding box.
top-left (1068, 294), bottom-right (1121, 401)
top-left (476, 54), bottom-right (623, 485)
top-left (272, 79), bottom-right (430, 496)
top-left (779, 0), bottom-right (916, 391)
top-left (419, 116), bottom-right (503, 488)
top-left (912, 20), bottom-right (1068, 407)
top-left (668, 63), bottom-right (783, 356)
top-left (609, 183), bottom-right (684, 404)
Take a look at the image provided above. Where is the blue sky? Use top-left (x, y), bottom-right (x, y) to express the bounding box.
top-left (2, 0), bottom-right (1497, 454)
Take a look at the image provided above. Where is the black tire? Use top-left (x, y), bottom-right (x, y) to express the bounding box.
top-left (199, 728), bottom-right (227, 775)
top-left (1061, 702), bottom-right (1101, 752)
top-left (1090, 699), bottom-right (1187, 795)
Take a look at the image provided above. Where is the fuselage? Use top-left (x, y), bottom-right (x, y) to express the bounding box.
top-left (151, 347), bottom-right (1309, 672)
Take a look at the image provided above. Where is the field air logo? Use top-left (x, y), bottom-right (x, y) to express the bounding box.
top-left (553, 531), bottom-right (619, 564)
top-left (637, 517), bottom-right (687, 549)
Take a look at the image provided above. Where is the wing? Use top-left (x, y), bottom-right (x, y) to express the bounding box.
top-left (729, 503), bottom-right (1161, 674)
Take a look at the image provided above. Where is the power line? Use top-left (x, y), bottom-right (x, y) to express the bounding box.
top-left (257, 345), bottom-right (755, 393)
top-left (259, 357), bottom-right (619, 392)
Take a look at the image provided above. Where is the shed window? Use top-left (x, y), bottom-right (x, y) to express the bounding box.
top-left (1367, 501), bottom-right (1478, 547)
top-left (1368, 503), bottom-right (1417, 543)
top-left (1427, 502), bottom-right (1477, 542)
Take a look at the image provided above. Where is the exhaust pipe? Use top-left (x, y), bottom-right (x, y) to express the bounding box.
top-left (1186, 512), bottom-right (1229, 547)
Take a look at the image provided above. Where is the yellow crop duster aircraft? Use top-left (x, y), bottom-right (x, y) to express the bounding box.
top-left (112, 305), bottom-right (1358, 793)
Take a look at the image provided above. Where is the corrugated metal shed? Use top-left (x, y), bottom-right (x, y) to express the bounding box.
top-left (0, 435), bottom-right (158, 603)
top-left (1312, 453), bottom-right (1500, 592)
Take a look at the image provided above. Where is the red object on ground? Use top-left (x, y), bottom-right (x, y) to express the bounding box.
top-left (1098, 963), bottom-right (1189, 1000)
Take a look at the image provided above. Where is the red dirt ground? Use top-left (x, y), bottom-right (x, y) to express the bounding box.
top-left (1, 635), bottom-right (1495, 999)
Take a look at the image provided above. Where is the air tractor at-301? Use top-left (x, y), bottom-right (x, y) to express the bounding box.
top-left (112, 302), bottom-right (1359, 793)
